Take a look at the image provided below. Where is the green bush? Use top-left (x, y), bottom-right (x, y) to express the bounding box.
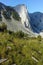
top-left (37, 35), bottom-right (41, 41)
top-left (0, 18), bottom-right (2, 21)
top-left (0, 13), bottom-right (2, 21)
top-left (12, 11), bottom-right (21, 21)
top-left (3, 11), bottom-right (11, 19)
top-left (0, 23), bottom-right (7, 31)
top-left (2, 23), bottom-right (7, 30)
top-left (16, 31), bottom-right (24, 38)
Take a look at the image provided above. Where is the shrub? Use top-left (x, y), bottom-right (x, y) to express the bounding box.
top-left (0, 17), bottom-right (2, 21)
top-left (3, 11), bottom-right (11, 19)
top-left (0, 23), bottom-right (7, 31)
top-left (12, 11), bottom-right (21, 21)
top-left (16, 31), bottom-right (24, 38)
top-left (0, 12), bottom-right (2, 21)
top-left (37, 35), bottom-right (41, 41)
top-left (2, 23), bottom-right (7, 30)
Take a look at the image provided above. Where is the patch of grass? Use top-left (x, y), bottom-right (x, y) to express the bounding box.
top-left (0, 31), bottom-right (43, 65)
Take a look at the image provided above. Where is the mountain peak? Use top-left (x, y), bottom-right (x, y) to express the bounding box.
top-left (15, 4), bottom-right (26, 7)
top-left (0, 2), bottom-right (6, 6)
top-left (14, 4), bottom-right (30, 28)
top-left (15, 4), bottom-right (27, 10)
top-left (0, 2), bottom-right (4, 5)
top-left (0, 2), bottom-right (6, 11)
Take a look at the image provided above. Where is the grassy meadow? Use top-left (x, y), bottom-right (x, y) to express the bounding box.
top-left (0, 30), bottom-right (43, 65)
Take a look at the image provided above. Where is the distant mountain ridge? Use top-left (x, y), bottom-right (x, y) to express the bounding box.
top-left (29, 12), bottom-right (43, 33)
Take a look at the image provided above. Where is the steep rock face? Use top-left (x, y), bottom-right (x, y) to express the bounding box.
top-left (14, 4), bottom-right (35, 36)
top-left (14, 4), bottom-right (31, 29)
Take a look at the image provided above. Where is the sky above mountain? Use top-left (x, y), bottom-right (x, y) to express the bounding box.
top-left (0, 0), bottom-right (43, 13)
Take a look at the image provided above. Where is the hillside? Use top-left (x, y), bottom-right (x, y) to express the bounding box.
top-left (29, 12), bottom-right (43, 37)
top-left (0, 30), bottom-right (43, 65)
top-left (0, 2), bottom-right (36, 37)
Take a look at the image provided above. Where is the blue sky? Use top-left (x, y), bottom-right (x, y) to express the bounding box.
top-left (0, 0), bottom-right (43, 13)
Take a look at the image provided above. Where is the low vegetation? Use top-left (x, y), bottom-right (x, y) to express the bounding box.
top-left (0, 12), bottom-right (2, 21)
top-left (2, 10), bottom-right (21, 21)
top-left (3, 11), bottom-right (11, 20)
top-left (0, 23), bottom-right (7, 32)
top-left (0, 17), bottom-right (2, 21)
top-left (12, 11), bottom-right (21, 21)
top-left (0, 23), bottom-right (43, 65)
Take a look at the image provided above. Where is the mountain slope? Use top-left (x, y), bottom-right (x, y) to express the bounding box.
top-left (29, 12), bottom-right (43, 33)
top-left (29, 12), bottom-right (43, 37)
top-left (0, 3), bottom-right (35, 37)
top-left (14, 4), bottom-right (31, 28)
